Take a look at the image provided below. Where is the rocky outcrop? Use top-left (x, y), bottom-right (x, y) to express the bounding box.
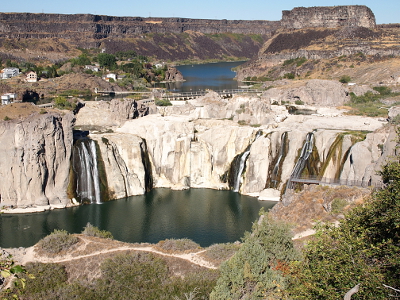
top-left (159, 91), bottom-right (273, 125)
top-left (164, 67), bottom-right (184, 82)
top-left (75, 98), bottom-right (155, 128)
top-left (261, 80), bottom-right (350, 106)
top-left (91, 133), bottom-right (150, 199)
top-left (0, 112), bottom-right (74, 207)
top-left (281, 5), bottom-right (376, 29)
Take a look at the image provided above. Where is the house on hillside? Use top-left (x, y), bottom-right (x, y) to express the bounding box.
top-left (1, 93), bottom-right (17, 105)
top-left (102, 73), bottom-right (117, 82)
top-left (1, 68), bottom-right (20, 79)
top-left (25, 71), bottom-right (37, 82)
top-left (85, 65), bottom-right (100, 72)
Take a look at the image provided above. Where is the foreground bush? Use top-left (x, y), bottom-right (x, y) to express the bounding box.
top-left (81, 223), bottom-right (113, 239)
top-left (37, 229), bottom-right (79, 254)
top-left (210, 210), bottom-right (299, 299)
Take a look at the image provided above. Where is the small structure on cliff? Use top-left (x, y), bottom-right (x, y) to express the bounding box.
top-left (281, 5), bottom-right (376, 29)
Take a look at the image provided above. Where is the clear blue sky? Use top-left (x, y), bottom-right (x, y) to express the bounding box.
top-left (1, 0), bottom-right (398, 24)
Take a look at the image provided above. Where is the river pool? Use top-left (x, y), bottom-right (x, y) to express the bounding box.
top-left (0, 188), bottom-right (275, 248)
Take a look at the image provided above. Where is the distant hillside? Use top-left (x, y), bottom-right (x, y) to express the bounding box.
top-left (235, 6), bottom-right (400, 83)
top-left (0, 13), bottom-right (279, 63)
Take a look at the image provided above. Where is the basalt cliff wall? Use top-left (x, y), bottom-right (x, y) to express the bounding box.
top-left (0, 13), bottom-right (279, 61)
top-left (0, 13), bottom-right (279, 38)
top-left (0, 5), bottom-right (383, 62)
top-left (281, 5), bottom-right (376, 29)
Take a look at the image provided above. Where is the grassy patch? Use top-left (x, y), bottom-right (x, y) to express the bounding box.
top-left (201, 243), bottom-right (241, 265)
top-left (156, 238), bottom-right (201, 253)
top-left (37, 230), bottom-right (79, 254)
top-left (81, 223), bottom-right (113, 239)
top-left (345, 87), bottom-right (400, 117)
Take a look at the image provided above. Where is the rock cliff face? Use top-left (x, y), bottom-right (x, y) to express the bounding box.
top-left (0, 112), bottom-right (74, 207)
top-left (261, 79), bottom-right (350, 106)
top-left (0, 13), bottom-right (278, 62)
top-left (1, 93), bottom-right (392, 208)
top-left (71, 92), bottom-right (392, 200)
top-left (0, 13), bottom-right (279, 38)
top-left (281, 5), bottom-right (376, 29)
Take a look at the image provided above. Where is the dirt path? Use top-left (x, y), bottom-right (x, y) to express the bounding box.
top-left (16, 238), bottom-right (217, 270)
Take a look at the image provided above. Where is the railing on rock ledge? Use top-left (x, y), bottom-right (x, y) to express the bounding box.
top-left (286, 175), bottom-right (384, 190)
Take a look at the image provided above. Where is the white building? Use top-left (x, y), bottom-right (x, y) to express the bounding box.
top-left (1, 68), bottom-right (20, 79)
top-left (85, 65), bottom-right (100, 72)
top-left (1, 93), bottom-right (17, 105)
top-left (102, 73), bottom-right (117, 81)
top-left (25, 71), bottom-right (37, 82)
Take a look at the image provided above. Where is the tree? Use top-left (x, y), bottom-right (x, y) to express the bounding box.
top-left (289, 128), bottom-right (400, 299)
top-left (97, 53), bottom-right (116, 70)
top-left (339, 75), bottom-right (351, 83)
top-left (210, 210), bottom-right (299, 299)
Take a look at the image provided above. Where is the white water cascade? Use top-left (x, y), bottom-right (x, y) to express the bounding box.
top-left (233, 149), bottom-right (251, 192)
top-left (73, 138), bottom-right (102, 204)
top-left (233, 131), bottom-right (262, 192)
top-left (270, 132), bottom-right (287, 188)
top-left (286, 132), bottom-right (315, 190)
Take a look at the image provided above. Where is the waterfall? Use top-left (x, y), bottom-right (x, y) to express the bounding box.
top-left (72, 138), bottom-right (102, 204)
top-left (286, 132), bottom-right (315, 190)
top-left (269, 132), bottom-right (288, 188)
top-left (290, 132), bottom-right (314, 179)
top-left (231, 131), bottom-right (262, 192)
top-left (233, 149), bottom-right (251, 192)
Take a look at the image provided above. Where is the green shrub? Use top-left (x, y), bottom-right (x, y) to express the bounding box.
top-left (339, 75), bottom-right (351, 83)
top-left (54, 96), bottom-right (76, 110)
top-left (21, 262), bottom-right (68, 295)
top-left (3, 116), bottom-right (11, 121)
top-left (203, 243), bottom-right (241, 264)
top-left (155, 98), bottom-right (172, 106)
top-left (296, 57), bottom-right (307, 67)
top-left (373, 86), bottom-right (392, 96)
top-left (81, 222), bottom-right (113, 239)
top-left (331, 198), bottom-right (348, 214)
top-left (156, 238), bottom-right (201, 253)
top-left (39, 109), bottom-right (47, 114)
top-left (283, 58), bottom-right (295, 66)
top-left (294, 99), bottom-right (304, 105)
top-left (210, 210), bottom-right (299, 299)
top-left (284, 72), bottom-right (295, 79)
top-left (37, 229), bottom-right (79, 253)
top-left (96, 252), bottom-right (168, 300)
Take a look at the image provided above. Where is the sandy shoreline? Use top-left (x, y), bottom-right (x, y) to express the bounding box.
top-left (1, 203), bottom-right (79, 214)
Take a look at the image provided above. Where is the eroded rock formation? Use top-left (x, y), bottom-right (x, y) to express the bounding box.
top-left (0, 112), bottom-right (74, 207)
top-left (261, 79), bottom-right (350, 106)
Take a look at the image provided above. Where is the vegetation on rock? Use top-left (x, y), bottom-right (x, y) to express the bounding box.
top-left (210, 210), bottom-right (300, 299)
top-left (81, 223), bottom-right (113, 239)
top-left (37, 229), bottom-right (79, 254)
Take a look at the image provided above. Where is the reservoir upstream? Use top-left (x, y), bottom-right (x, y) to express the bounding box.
top-left (159, 61), bottom-right (245, 92)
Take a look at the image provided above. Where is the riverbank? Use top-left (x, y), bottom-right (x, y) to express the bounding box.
top-left (1, 202), bottom-right (79, 214)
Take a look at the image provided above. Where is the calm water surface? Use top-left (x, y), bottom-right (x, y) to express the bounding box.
top-left (0, 189), bottom-right (275, 248)
top-left (159, 61), bottom-right (246, 92)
